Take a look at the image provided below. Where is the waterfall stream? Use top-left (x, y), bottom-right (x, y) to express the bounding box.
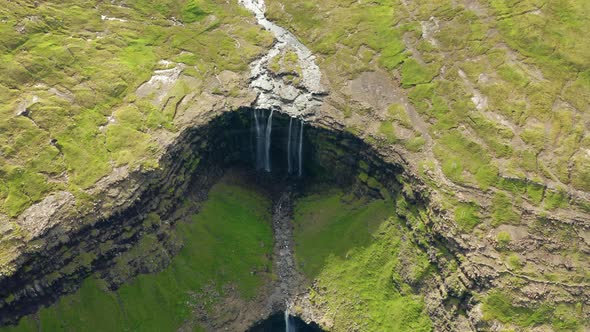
top-left (286, 117), bottom-right (304, 176)
top-left (285, 308), bottom-right (294, 332)
top-left (238, 0), bottom-right (324, 118)
top-left (254, 110), bottom-right (264, 170)
top-left (254, 113), bottom-right (304, 176)
top-left (287, 118), bottom-right (293, 174)
top-left (264, 110), bottom-right (274, 172)
top-left (240, 0), bottom-right (317, 175)
top-left (298, 121), bottom-right (303, 177)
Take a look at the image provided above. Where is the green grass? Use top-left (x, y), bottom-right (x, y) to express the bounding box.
top-left (433, 132), bottom-right (498, 189)
top-left (182, 0), bottom-right (209, 23)
top-left (401, 59), bottom-right (440, 87)
top-left (266, 0), bottom-right (410, 86)
top-left (304, 215), bottom-right (433, 331)
top-left (525, 182), bottom-right (545, 204)
top-left (404, 136), bottom-right (426, 152)
top-left (482, 291), bottom-right (585, 331)
top-left (379, 121), bottom-right (397, 144)
top-left (544, 190), bottom-right (569, 210)
top-left (265, 0), bottom-right (590, 215)
top-left (293, 190), bottom-right (395, 278)
top-left (506, 253), bottom-right (522, 270)
top-left (454, 203), bottom-right (480, 231)
top-left (387, 103), bottom-right (412, 128)
top-left (268, 48), bottom-right (302, 85)
top-left (491, 192), bottom-right (520, 226)
top-left (3, 178), bottom-right (273, 332)
top-left (496, 231), bottom-right (511, 249)
top-left (292, 190), bottom-right (432, 331)
top-left (0, 0), bottom-right (270, 216)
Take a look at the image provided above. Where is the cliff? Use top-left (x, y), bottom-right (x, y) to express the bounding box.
top-left (0, 0), bottom-right (589, 331)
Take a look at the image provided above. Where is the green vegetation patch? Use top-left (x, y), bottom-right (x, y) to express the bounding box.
top-left (266, 0), bottom-right (590, 207)
top-left (379, 121), bottom-right (398, 144)
top-left (306, 216), bottom-right (433, 331)
top-left (293, 190), bottom-right (395, 278)
top-left (0, 0), bottom-right (270, 216)
top-left (454, 203), bottom-right (480, 231)
top-left (491, 192), bottom-right (520, 226)
top-left (482, 291), bottom-right (585, 331)
top-left (404, 136), bottom-right (426, 152)
top-left (544, 190), bottom-right (569, 210)
top-left (401, 59), bottom-right (440, 87)
top-left (433, 132), bottom-right (498, 189)
top-left (496, 231), bottom-right (511, 249)
top-left (182, 0), bottom-right (209, 23)
top-left (4, 179), bottom-right (273, 332)
top-left (293, 190), bottom-right (432, 331)
top-left (266, 0), bottom-right (410, 87)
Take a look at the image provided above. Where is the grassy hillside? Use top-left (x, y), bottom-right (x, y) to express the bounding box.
top-left (292, 190), bottom-right (433, 331)
top-left (2, 178), bottom-right (273, 331)
top-left (0, 0), bottom-right (269, 217)
top-left (266, 0), bottom-right (590, 214)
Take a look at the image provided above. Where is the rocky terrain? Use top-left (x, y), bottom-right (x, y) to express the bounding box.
top-left (0, 0), bottom-right (589, 331)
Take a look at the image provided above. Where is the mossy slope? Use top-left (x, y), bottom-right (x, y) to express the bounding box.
top-left (266, 0), bottom-right (590, 209)
top-left (293, 190), bottom-right (433, 331)
top-left (2, 178), bottom-right (273, 332)
top-left (0, 0), bottom-right (269, 217)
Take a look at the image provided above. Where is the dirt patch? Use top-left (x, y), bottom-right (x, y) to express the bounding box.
top-left (343, 71), bottom-right (402, 111)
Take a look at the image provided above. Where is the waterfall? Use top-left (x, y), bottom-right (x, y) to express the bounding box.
top-left (254, 109), bottom-right (269, 170)
top-left (286, 118), bottom-right (304, 176)
top-left (287, 117), bottom-right (293, 174)
top-left (264, 109), bottom-right (274, 172)
top-left (254, 112), bottom-right (303, 176)
top-left (298, 120), bottom-right (304, 177)
top-left (285, 308), bottom-right (295, 332)
top-left (291, 119), bottom-right (299, 175)
top-left (254, 110), bottom-right (262, 170)
top-left (253, 109), bottom-right (274, 172)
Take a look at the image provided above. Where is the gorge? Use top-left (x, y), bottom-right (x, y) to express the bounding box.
top-left (0, 108), bottom-right (449, 331)
top-left (0, 0), bottom-right (589, 331)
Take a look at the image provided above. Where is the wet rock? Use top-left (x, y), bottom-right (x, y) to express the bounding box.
top-left (239, 0), bottom-right (326, 120)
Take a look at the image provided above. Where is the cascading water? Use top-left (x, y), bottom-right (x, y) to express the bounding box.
top-left (265, 110), bottom-right (274, 172)
top-left (238, 0), bottom-right (325, 119)
top-left (287, 118), bottom-right (293, 174)
top-left (291, 119), bottom-right (298, 174)
top-left (298, 121), bottom-right (303, 177)
top-left (285, 117), bottom-right (304, 176)
top-left (254, 112), bottom-right (305, 176)
top-left (285, 308), bottom-right (294, 332)
top-left (254, 109), bottom-right (264, 170)
top-left (240, 0), bottom-right (317, 176)
top-left (253, 109), bottom-right (275, 172)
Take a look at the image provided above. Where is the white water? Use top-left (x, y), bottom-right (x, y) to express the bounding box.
top-left (284, 117), bottom-right (304, 176)
top-left (298, 121), bottom-right (303, 177)
top-left (285, 308), bottom-right (294, 332)
top-left (264, 109), bottom-right (274, 172)
top-left (238, 0), bottom-right (324, 118)
top-left (287, 117), bottom-right (293, 174)
top-left (254, 109), bottom-right (263, 170)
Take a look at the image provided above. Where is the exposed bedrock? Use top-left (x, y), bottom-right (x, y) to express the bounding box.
top-left (0, 108), bottom-right (471, 329)
top-left (0, 105), bottom-right (588, 330)
top-left (239, 0), bottom-right (326, 120)
top-left (0, 0), bottom-right (587, 331)
top-left (0, 111), bottom-right (253, 324)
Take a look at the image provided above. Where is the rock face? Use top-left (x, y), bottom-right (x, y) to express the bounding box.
top-left (0, 111), bottom-right (253, 324)
top-left (0, 1), bottom-right (589, 331)
top-left (266, 190), bottom-right (304, 313)
top-left (239, 0), bottom-right (326, 120)
top-left (1, 102), bottom-right (589, 330)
